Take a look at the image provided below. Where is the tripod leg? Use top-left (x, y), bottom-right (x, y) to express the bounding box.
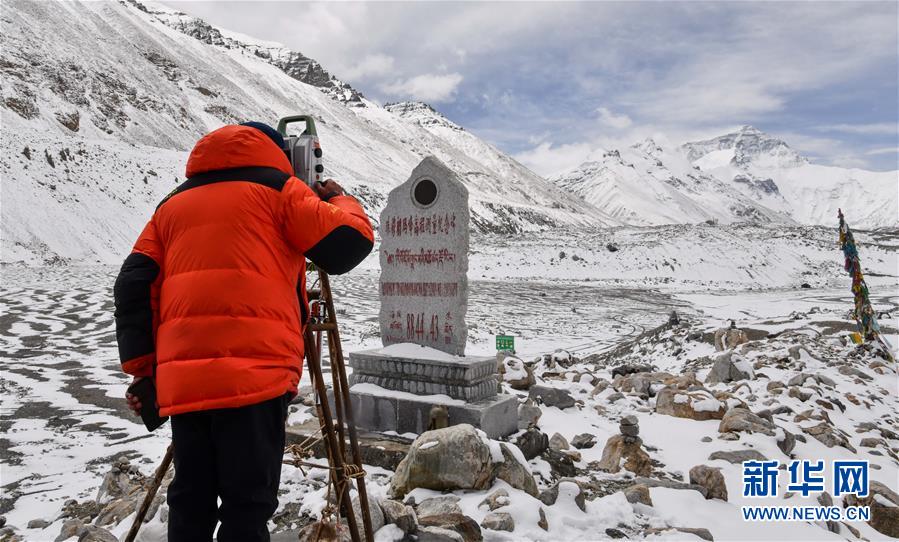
top-left (320, 273), bottom-right (374, 541)
top-left (304, 325), bottom-right (361, 542)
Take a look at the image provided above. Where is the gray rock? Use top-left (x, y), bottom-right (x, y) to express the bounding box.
top-left (718, 408), bottom-right (776, 436)
top-left (632, 477), bottom-right (709, 498)
top-left (390, 424), bottom-right (494, 497)
top-left (479, 489), bottom-right (510, 511)
top-left (515, 428), bottom-right (548, 460)
top-left (77, 525), bottom-right (118, 542)
top-left (843, 480), bottom-right (899, 538)
top-left (610, 364), bottom-right (653, 379)
top-left (351, 496), bottom-right (385, 534)
top-left (656, 388), bottom-right (726, 421)
top-left (701, 436), bottom-right (713, 443)
top-left (606, 392), bottom-right (625, 403)
top-left (416, 526), bottom-right (464, 542)
top-left (777, 428), bottom-right (796, 455)
top-left (620, 414), bottom-right (638, 426)
top-left (708, 449), bottom-right (768, 464)
top-left (620, 424), bottom-right (640, 437)
top-left (494, 443), bottom-right (539, 497)
top-left (380, 499), bottom-right (418, 534)
top-left (624, 484), bottom-right (653, 506)
top-left (549, 432), bottom-right (570, 451)
top-left (802, 422), bottom-right (856, 453)
top-left (417, 496), bottom-right (463, 518)
top-left (571, 433), bottom-right (597, 449)
top-left (705, 351), bottom-right (753, 385)
top-left (517, 399), bottom-right (542, 430)
top-left (378, 156), bottom-right (470, 355)
top-left (860, 437), bottom-right (881, 448)
top-left (27, 519), bottom-right (51, 529)
top-left (689, 465), bottom-right (728, 501)
top-left (529, 386), bottom-right (575, 409)
top-left (480, 512), bottom-right (514, 532)
top-left (55, 519), bottom-right (85, 542)
top-left (543, 449), bottom-right (576, 478)
top-left (417, 513), bottom-right (482, 542)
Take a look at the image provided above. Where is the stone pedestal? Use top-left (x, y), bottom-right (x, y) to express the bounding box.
top-left (347, 348), bottom-right (518, 438)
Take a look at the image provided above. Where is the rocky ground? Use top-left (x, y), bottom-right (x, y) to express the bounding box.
top-left (1, 263), bottom-right (897, 541)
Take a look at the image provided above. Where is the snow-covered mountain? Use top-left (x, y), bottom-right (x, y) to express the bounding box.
top-left (683, 126), bottom-right (897, 228)
top-left (0, 0), bottom-right (611, 264)
top-left (553, 138), bottom-right (793, 226)
top-left (554, 126), bottom-right (897, 228)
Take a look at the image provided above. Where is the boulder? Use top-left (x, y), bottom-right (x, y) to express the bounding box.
top-left (55, 519), bottom-right (85, 542)
top-left (500, 357), bottom-right (536, 390)
top-left (549, 433), bottom-right (569, 451)
top-left (529, 386), bottom-right (575, 409)
top-left (515, 428), bottom-right (548, 460)
top-left (776, 428), bottom-right (796, 455)
top-left (705, 352), bottom-right (754, 385)
top-left (27, 519), bottom-right (51, 529)
top-left (571, 433), bottom-right (597, 449)
top-left (597, 434), bottom-right (652, 476)
top-left (632, 477), bottom-right (708, 498)
top-left (479, 489), bottom-right (509, 511)
top-left (417, 526), bottom-right (464, 542)
top-left (77, 525), bottom-right (118, 542)
top-left (610, 363), bottom-right (652, 379)
top-left (623, 484), bottom-right (652, 506)
top-left (656, 388), bottom-right (726, 421)
top-left (718, 407), bottom-right (776, 436)
top-left (689, 465), bottom-right (728, 501)
top-left (480, 512), bottom-right (514, 532)
top-left (418, 513), bottom-right (482, 542)
top-left (802, 422), bottom-right (857, 453)
top-left (708, 450), bottom-right (767, 464)
top-left (517, 399), bottom-right (542, 430)
top-left (543, 449), bottom-right (576, 478)
top-left (390, 424), bottom-right (495, 497)
top-left (843, 480), bottom-right (899, 538)
top-left (380, 500), bottom-right (417, 535)
top-left (417, 496), bottom-right (462, 518)
top-left (494, 443), bottom-right (539, 497)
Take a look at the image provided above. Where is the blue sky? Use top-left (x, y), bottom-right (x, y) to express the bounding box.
top-left (171, 1), bottom-right (898, 176)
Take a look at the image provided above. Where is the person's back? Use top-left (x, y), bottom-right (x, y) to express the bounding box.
top-left (114, 123), bottom-right (373, 541)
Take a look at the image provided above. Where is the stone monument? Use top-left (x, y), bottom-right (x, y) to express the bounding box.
top-left (347, 156), bottom-right (517, 438)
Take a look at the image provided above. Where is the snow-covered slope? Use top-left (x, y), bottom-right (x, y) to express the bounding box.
top-left (552, 138), bottom-right (792, 226)
top-left (683, 126), bottom-right (897, 228)
top-left (554, 126), bottom-right (897, 228)
top-left (0, 0), bottom-right (611, 264)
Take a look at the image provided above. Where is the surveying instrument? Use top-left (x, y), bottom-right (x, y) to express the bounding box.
top-left (279, 114), bottom-right (373, 542)
top-left (125, 115), bottom-right (374, 542)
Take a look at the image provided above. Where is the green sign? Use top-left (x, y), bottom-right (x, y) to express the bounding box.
top-left (496, 334), bottom-right (515, 351)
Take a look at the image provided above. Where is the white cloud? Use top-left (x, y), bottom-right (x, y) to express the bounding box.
top-left (596, 107), bottom-right (632, 129)
top-left (341, 54), bottom-right (395, 80)
top-left (381, 73), bottom-right (464, 103)
top-left (865, 147), bottom-right (899, 156)
top-left (513, 141), bottom-right (594, 177)
top-left (818, 123), bottom-right (897, 136)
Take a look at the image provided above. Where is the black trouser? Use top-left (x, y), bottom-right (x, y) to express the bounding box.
top-left (167, 393), bottom-right (290, 542)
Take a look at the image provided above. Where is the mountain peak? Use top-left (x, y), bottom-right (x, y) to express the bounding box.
top-left (682, 126), bottom-right (806, 169)
top-left (385, 101), bottom-right (463, 131)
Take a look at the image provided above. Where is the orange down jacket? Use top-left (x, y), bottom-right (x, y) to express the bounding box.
top-left (113, 125), bottom-right (373, 416)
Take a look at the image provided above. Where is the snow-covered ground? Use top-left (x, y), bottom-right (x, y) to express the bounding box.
top-left (1, 225), bottom-right (896, 540)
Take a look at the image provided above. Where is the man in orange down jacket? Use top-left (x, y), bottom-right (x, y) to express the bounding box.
top-left (113, 122), bottom-right (373, 541)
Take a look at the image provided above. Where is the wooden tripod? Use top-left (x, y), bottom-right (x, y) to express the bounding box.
top-left (303, 268), bottom-right (374, 542)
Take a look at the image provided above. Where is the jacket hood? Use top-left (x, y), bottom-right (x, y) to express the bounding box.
top-left (186, 124), bottom-right (294, 178)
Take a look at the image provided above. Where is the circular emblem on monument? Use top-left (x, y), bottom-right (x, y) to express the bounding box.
top-left (411, 177), bottom-right (439, 208)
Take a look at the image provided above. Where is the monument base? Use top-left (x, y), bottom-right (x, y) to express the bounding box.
top-left (347, 384), bottom-right (518, 439)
